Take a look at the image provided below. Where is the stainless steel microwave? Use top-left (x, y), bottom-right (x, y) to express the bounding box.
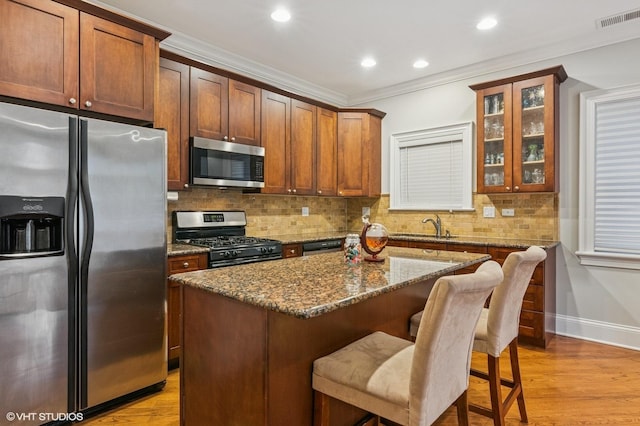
top-left (190, 137), bottom-right (265, 188)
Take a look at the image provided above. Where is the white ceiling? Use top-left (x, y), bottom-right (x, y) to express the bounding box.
top-left (92, 0), bottom-right (640, 106)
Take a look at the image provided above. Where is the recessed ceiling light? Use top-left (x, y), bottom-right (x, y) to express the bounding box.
top-left (476, 17), bottom-right (497, 30)
top-left (361, 57), bottom-right (376, 68)
top-left (413, 59), bottom-right (429, 69)
top-left (271, 8), bottom-right (291, 22)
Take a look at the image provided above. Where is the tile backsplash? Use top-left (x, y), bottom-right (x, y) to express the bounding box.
top-left (347, 193), bottom-right (558, 240)
top-left (167, 189), bottom-right (558, 242)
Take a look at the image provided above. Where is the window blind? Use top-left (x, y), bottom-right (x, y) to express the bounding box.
top-left (593, 97), bottom-right (640, 255)
top-left (399, 139), bottom-right (463, 208)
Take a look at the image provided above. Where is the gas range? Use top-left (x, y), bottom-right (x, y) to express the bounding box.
top-left (173, 211), bottom-right (282, 268)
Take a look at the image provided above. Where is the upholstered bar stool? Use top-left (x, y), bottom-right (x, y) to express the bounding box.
top-left (468, 246), bottom-right (546, 426)
top-left (312, 260), bottom-right (503, 426)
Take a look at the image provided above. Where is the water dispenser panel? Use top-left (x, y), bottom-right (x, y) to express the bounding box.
top-left (0, 196), bottom-right (65, 259)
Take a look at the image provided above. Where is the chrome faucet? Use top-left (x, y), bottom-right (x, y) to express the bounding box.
top-left (422, 214), bottom-right (442, 238)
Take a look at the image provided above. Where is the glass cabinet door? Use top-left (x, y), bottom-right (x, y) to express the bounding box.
top-left (477, 84), bottom-right (512, 193)
top-left (513, 75), bottom-right (555, 192)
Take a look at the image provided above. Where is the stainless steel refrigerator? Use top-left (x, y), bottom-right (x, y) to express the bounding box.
top-left (0, 101), bottom-right (167, 424)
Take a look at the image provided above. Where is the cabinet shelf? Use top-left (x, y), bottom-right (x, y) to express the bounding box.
top-left (484, 163), bottom-right (505, 168)
top-left (484, 137), bottom-right (504, 143)
top-left (522, 105), bottom-right (545, 112)
top-left (523, 133), bottom-right (544, 139)
top-left (523, 160), bottom-right (545, 166)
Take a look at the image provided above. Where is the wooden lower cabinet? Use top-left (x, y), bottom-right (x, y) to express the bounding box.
top-left (167, 253), bottom-right (208, 366)
top-left (388, 238), bottom-right (556, 348)
top-left (487, 244), bottom-right (556, 348)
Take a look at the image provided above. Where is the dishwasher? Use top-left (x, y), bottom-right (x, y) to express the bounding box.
top-left (302, 239), bottom-right (343, 255)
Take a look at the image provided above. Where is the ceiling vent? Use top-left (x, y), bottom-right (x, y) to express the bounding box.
top-left (597, 8), bottom-right (640, 29)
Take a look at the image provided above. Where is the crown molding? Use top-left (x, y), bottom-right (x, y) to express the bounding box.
top-left (161, 32), bottom-right (349, 107)
top-left (348, 31), bottom-right (640, 106)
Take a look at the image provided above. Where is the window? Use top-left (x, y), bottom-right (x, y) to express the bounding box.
top-left (389, 122), bottom-right (473, 211)
top-left (577, 84), bottom-right (640, 270)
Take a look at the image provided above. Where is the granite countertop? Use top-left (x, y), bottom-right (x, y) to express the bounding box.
top-left (388, 234), bottom-right (559, 250)
top-left (169, 247), bottom-right (490, 319)
top-left (275, 231), bottom-right (348, 245)
top-left (167, 243), bottom-right (210, 256)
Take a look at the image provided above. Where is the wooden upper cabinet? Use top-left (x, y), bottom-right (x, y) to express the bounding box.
top-left (228, 79), bottom-right (261, 146)
top-left (471, 66), bottom-right (567, 193)
top-left (337, 112), bottom-right (382, 197)
top-left (0, 0), bottom-right (79, 107)
top-left (156, 57), bottom-right (190, 191)
top-left (261, 90), bottom-right (290, 194)
top-left (316, 107), bottom-right (338, 196)
top-left (0, 0), bottom-right (164, 122)
top-left (190, 71), bottom-right (261, 146)
top-left (260, 92), bottom-right (317, 195)
top-left (290, 99), bottom-right (316, 195)
top-left (79, 12), bottom-right (156, 121)
top-left (189, 68), bottom-right (229, 140)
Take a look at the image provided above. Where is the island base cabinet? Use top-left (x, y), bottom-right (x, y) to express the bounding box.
top-left (180, 279), bottom-right (436, 425)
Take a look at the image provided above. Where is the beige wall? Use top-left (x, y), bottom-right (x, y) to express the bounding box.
top-left (168, 189), bottom-right (557, 242)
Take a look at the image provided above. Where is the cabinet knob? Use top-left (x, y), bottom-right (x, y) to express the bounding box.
top-left (289, 249), bottom-right (295, 254)
top-left (292, 189), bottom-right (297, 193)
top-left (223, 136), bottom-right (228, 141)
top-left (231, 137), bottom-right (236, 142)
top-left (184, 183), bottom-right (189, 188)
top-left (317, 190), bottom-right (322, 194)
top-left (514, 186), bottom-right (520, 191)
top-left (506, 186), bottom-right (510, 191)
top-left (85, 100), bottom-right (92, 108)
top-left (183, 262), bottom-right (190, 268)
top-left (69, 98), bottom-right (77, 105)
top-left (288, 188), bottom-right (292, 193)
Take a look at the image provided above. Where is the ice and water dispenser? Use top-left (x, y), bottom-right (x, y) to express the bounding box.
top-left (0, 196), bottom-right (64, 258)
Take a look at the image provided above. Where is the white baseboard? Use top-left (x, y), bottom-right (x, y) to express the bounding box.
top-left (554, 314), bottom-right (640, 351)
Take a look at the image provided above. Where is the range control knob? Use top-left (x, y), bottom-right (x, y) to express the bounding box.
top-left (223, 251), bottom-right (231, 258)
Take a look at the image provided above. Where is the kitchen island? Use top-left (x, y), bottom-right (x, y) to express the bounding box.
top-left (169, 247), bottom-right (490, 425)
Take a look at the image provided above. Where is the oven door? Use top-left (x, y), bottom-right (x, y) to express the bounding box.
top-left (190, 137), bottom-right (264, 188)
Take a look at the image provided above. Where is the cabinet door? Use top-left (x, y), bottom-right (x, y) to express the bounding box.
top-left (190, 68), bottom-right (229, 140)
top-left (261, 90), bottom-right (290, 194)
top-left (156, 58), bottom-right (190, 191)
top-left (337, 112), bottom-right (369, 196)
top-left (167, 253), bottom-right (208, 363)
top-left (229, 79), bottom-right (261, 146)
top-left (476, 84), bottom-right (513, 193)
top-left (290, 99), bottom-right (316, 195)
top-left (80, 12), bottom-right (156, 121)
top-left (316, 108), bottom-right (337, 196)
top-left (0, 0), bottom-right (79, 107)
top-left (513, 75), bottom-right (557, 192)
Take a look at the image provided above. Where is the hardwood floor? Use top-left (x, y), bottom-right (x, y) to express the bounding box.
top-left (80, 335), bottom-right (640, 425)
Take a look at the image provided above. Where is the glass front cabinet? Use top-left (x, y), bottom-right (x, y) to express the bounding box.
top-left (471, 66), bottom-right (567, 193)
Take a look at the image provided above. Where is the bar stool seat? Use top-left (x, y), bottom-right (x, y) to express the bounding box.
top-left (312, 260), bottom-right (503, 426)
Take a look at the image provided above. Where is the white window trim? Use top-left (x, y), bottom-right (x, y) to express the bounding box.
top-left (577, 84), bottom-right (640, 270)
top-left (389, 122), bottom-right (474, 211)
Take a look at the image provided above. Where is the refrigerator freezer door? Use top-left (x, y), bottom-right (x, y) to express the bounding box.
top-left (0, 102), bottom-right (71, 421)
top-left (80, 119), bottom-right (167, 409)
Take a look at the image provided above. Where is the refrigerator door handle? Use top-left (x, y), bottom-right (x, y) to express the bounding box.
top-left (78, 119), bottom-right (95, 408)
top-left (66, 116), bottom-right (79, 413)
top-left (79, 119), bottom-right (95, 270)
